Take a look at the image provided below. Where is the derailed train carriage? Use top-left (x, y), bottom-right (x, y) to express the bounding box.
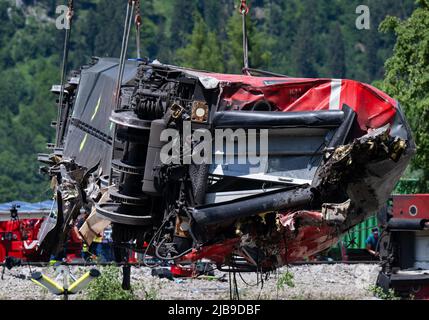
top-left (37, 57), bottom-right (415, 271)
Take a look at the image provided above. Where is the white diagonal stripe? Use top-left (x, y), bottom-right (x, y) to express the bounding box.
top-left (329, 79), bottom-right (342, 110)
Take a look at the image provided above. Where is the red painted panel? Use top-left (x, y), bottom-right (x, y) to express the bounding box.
top-left (0, 217), bottom-right (82, 263)
top-left (392, 194), bottom-right (429, 220)
top-left (190, 70), bottom-right (398, 135)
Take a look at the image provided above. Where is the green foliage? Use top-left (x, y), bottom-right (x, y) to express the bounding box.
top-left (176, 12), bottom-right (224, 72)
top-left (368, 285), bottom-right (400, 300)
top-left (224, 13), bottom-right (244, 74)
top-left (86, 265), bottom-right (137, 300)
top-left (85, 265), bottom-right (160, 300)
top-left (169, 0), bottom-right (198, 49)
top-left (326, 23), bottom-right (346, 78)
top-left (0, 2), bottom-right (61, 202)
top-left (394, 179), bottom-right (421, 194)
top-left (380, 2), bottom-right (429, 192)
top-left (277, 270), bottom-right (295, 290)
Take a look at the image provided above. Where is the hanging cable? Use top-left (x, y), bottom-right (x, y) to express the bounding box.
top-left (55, 0), bottom-right (74, 148)
top-left (115, 0), bottom-right (135, 109)
top-left (239, 0), bottom-right (250, 75)
top-left (135, 0), bottom-right (142, 60)
top-left (109, 0), bottom-right (136, 185)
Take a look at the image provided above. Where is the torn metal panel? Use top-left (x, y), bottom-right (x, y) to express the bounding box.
top-left (321, 200), bottom-right (350, 224)
top-left (278, 210), bottom-right (324, 232)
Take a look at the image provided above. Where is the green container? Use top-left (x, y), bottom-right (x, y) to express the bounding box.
top-left (341, 215), bottom-right (378, 249)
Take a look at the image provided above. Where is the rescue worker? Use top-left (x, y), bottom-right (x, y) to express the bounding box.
top-left (365, 227), bottom-right (380, 258)
top-left (89, 232), bottom-right (103, 261)
top-left (101, 225), bottom-right (114, 262)
top-left (75, 212), bottom-right (90, 261)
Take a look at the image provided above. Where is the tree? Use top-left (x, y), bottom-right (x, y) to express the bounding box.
top-left (169, 0), bottom-right (198, 49)
top-left (224, 11), bottom-right (271, 74)
top-left (291, 17), bottom-right (318, 77)
top-left (327, 23), bottom-right (346, 78)
top-left (224, 13), bottom-right (244, 73)
top-left (380, 0), bottom-right (429, 191)
top-left (92, 0), bottom-right (128, 58)
top-left (139, 0), bottom-right (165, 59)
top-left (176, 12), bottom-right (224, 73)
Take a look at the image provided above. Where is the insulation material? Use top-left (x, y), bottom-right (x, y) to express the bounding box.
top-left (79, 190), bottom-right (111, 245)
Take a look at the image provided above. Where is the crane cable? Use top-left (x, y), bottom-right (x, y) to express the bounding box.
top-left (115, 0), bottom-right (135, 109)
top-left (239, 0), bottom-right (250, 75)
top-left (109, 0), bottom-right (136, 185)
top-left (55, 0), bottom-right (74, 148)
top-left (135, 0), bottom-right (142, 60)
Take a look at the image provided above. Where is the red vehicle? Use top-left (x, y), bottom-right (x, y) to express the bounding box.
top-left (0, 217), bottom-right (44, 263)
top-left (377, 194), bottom-right (429, 299)
top-left (0, 203), bottom-right (82, 263)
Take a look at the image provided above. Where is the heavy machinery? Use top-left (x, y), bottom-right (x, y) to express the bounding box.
top-left (0, 204), bottom-right (49, 263)
top-left (377, 194), bottom-right (429, 299)
top-left (35, 0), bottom-right (415, 273)
top-left (0, 202), bottom-right (82, 264)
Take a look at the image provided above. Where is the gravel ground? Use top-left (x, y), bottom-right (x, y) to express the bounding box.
top-left (0, 264), bottom-right (381, 300)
